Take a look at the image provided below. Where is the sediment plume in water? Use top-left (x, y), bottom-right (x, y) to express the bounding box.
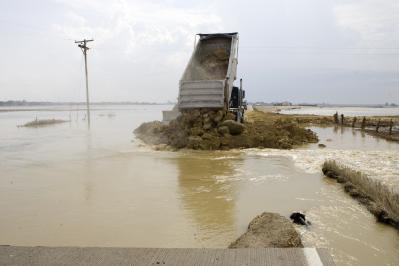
top-left (322, 160), bottom-right (399, 228)
top-left (134, 109), bottom-right (318, 150)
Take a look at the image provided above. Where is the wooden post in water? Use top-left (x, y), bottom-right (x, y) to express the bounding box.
top-left (361, 117), bottom-right (366, 130)
top-left (352, 117), bottom-right (357, 127)
top-left (376, 119), bottom-right (381, 132)
top-left (333, 112), bottom-right (339, 124)
top-left (389, 119), bottom-right (393, 135)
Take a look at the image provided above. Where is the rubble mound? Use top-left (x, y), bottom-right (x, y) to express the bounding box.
top-left (134, 109), bottom-right (318, 150)
top-left (228, 212), bottom-right (303, 248)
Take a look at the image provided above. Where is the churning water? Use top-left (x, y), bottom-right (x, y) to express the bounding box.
top-left (1, 105), bottom-right (399, 266)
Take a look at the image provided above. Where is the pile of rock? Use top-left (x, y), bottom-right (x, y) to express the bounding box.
top-left (135, 108), bottom-right (246, 150)
top-left (229, 212), bottom-right (303, 248)
top-left (134, 109), bottom-right (318, 150)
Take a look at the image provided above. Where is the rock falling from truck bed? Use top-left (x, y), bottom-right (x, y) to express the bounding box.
top-left (134, 109), bottom-right (318, 150)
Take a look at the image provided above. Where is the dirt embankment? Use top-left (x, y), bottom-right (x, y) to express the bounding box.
top-left (228, 212), bottom-right (303, 248)
top-left (322, 160), bottom-right (399, 229)
top-left (134, 109), bottom-right (318, 150)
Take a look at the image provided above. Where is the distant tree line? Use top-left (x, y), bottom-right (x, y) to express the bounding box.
top-left (0, 100), bottom-right (175, 106)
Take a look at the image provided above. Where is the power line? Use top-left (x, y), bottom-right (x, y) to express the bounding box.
top-left (240, 45), bottom-right (399, 50)
top-left (239, 45), bottom-right (399, 55)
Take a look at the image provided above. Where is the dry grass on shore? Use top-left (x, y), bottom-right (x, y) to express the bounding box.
top-left (322, 160), bottom-right (399, 228)
top-left (250, 107), bottom-right (335, 126)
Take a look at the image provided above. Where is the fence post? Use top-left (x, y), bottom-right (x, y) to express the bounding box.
top-left (333, 112), bottom-right (339, 124)
top-left (361, 117), bottom-right (366, 130)
top-left (352, 117), bottom-right (357, 127)
top-left (389, 119), bottom-right (393, 135)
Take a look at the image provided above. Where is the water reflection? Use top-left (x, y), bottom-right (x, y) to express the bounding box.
top-left (175, 153), bottom-right (240, 242)
top-left (84, 131), bottom-right (94, 202)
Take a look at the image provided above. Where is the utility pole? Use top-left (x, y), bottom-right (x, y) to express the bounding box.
top-left (75, 39), bottom-right (94, 128)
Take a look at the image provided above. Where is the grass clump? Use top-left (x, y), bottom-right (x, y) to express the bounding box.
top-left (19, 118), bottom-right (68, 128)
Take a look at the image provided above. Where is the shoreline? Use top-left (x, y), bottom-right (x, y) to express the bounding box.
top-left (254, 106), bottom-right (399, 143)
top-left (322, 160), bottom-right (399, 228)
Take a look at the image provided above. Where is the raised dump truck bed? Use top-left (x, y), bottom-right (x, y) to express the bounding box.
top-left (178, 33), bottom-right (239, 110)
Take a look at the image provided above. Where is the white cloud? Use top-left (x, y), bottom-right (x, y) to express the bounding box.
top-left (2, 0), bottom-right (398, 103)
top-left (47, 0), bottom-right (224, 101)
top-left (53, 0), bottom-right (222, 54)
top-left (334, 0), bottom-right (399, 46)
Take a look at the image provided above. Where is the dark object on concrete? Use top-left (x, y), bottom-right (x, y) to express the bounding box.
top-left (0, 246), bottom-right (336, 266)
top-left (229, 212), bottom-right (303, 248)
top-left (318, 143), bottom-right (326, 148)
top-left (290, 212), bottom-right (311, 226)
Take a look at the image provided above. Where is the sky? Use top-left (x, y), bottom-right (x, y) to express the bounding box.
top-left (1, 0), bottom-right (399, 104)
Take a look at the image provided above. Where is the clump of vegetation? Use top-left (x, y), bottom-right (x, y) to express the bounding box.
top-left (19, 118), bottom-right (69, 128)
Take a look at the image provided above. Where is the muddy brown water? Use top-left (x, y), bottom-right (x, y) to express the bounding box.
top-left (1, 105), bottom-right (399, 266)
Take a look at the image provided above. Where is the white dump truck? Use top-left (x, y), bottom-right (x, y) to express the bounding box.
top-left (177, 32), bottom-right (246, 122)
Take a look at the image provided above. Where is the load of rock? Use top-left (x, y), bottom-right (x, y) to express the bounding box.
top-left (228, 212), bottom-right (303, 248)
top-left (134, 109), bottom-right (318, 150)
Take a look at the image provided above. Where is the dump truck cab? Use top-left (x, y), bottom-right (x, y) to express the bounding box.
top-left (177, 32), bottom-right (246, 122)
top-left (229, 80), bottom-right (247, 123)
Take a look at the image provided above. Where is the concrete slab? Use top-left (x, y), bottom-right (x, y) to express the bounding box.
top-left (0, 246), bottom-right (335, 266)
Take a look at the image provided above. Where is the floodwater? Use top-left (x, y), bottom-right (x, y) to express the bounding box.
top-left (279, 106), bottom-right (399, 116)
top-left (1, 105), bottom-right (399, 266)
